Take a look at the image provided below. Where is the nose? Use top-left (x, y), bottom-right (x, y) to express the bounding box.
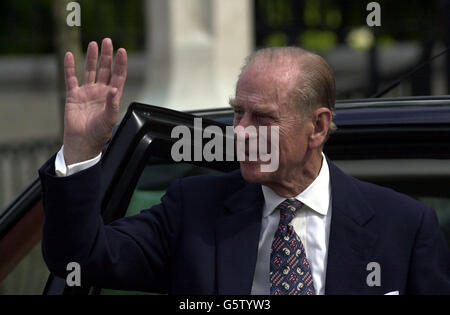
top-left (235, 113), bottom-right (255, 137)
top-left (235, 114), bottom-right (256, 139)
top-left (235, 118), bottom-right (246, 142)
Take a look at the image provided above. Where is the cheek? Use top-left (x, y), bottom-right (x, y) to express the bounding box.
top-left (280, 138), bottom-right (299, 157)
top-left (279, 126), bottom-right (308, 160)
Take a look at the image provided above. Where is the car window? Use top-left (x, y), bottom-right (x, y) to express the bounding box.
top-left (98, 158), bottom-right (224, 295)
top-left (126, 160), bottom-right (223, 217)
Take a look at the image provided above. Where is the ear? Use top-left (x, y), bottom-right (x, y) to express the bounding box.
top-left (309, 108), bottom-right (332, 149)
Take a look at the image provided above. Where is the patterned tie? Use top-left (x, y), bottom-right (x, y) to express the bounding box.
top-left (270, 198), bottom-right (316, 295)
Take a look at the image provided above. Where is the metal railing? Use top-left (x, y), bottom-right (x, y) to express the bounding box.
top-left (0, 139), bottom-right (61, 210)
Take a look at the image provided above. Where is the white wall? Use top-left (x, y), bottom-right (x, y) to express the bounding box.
top-left (138, 0), bottom-right (253, 110)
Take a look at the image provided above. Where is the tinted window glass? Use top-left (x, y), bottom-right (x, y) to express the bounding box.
top-left (99, 160), bottom-right (223, 295)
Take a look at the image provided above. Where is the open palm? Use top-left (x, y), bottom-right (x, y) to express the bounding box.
top-left (63, 38), bottom-right (127, 165)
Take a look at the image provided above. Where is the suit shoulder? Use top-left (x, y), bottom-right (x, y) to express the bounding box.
top-left (350, 175), bottom-right (430, 219)
top-left (177, 168), bottom-right (245, 196)
top-left (329, 160), bottom-right (428, 216)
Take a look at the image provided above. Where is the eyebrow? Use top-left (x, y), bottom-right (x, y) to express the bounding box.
top-left (253, 107), bottom-right (277, 116)
top-left (229, 98), bottom-right (277, 116)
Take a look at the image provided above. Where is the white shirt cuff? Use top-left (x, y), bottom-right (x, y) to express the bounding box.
top-left (55, 146), bottom-right (102, 177)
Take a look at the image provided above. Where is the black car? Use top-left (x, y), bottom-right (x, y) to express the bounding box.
top-left (1, 95), bottom-right (450, 295)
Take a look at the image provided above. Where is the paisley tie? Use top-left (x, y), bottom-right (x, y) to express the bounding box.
top-left (270, 198), bottom-right (316, 295)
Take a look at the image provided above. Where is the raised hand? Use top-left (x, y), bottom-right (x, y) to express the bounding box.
top-left (63, 38), bottom-right (127, 165)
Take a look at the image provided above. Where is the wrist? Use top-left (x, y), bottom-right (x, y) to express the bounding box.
top-left (62, 141), bottom-right (102, 166)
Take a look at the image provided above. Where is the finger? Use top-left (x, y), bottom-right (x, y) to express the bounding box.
top-left (64, 52), bottom-right (79, 92)
top-left (105, 87), bottom-right (119, 114)
top-left (105, 87), bottom-right (120, 127)
top-left (96, 38), bottom-right (114, 84)
top-left (83, 41), bottom-right (98, 85)
top-left (110, 48), bottom-right (128, 103)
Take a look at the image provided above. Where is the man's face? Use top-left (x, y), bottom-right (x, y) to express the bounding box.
top-left (232, 61), bottom-right (313, 185)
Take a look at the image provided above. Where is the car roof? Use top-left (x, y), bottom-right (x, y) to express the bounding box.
top-left (188, 96), bottom-right (450, 126)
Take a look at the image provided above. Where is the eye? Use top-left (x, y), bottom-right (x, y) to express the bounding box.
top-left (234, 109), bottom-right (244, 117)
top-left (255, 115), bottom-right (274, 124)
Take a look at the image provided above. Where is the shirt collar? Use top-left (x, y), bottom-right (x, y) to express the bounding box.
top-left (261, 153), bottom-right (331, 217)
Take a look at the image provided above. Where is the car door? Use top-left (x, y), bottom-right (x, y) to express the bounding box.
top-left (0, 178), bottom-right (48, 295)
top-left (43, 103), bottom-right (239, 295)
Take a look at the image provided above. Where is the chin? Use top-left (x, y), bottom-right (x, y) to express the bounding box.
top-left (239, 161), bottom-right (274, 184)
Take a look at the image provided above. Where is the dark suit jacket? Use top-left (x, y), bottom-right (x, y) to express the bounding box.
top-left (39, 156), bottom-right (450, 294)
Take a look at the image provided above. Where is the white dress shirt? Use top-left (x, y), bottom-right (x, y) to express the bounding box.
top-left (55, 146), bottom-right (102, 177)
top-left (55, 148), bottom-right (332, 294)
top-left (251, 154), bottom-right (332, 295)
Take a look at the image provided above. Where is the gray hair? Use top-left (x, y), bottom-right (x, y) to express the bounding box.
top-left (240, 47), bottom-right (337, 136)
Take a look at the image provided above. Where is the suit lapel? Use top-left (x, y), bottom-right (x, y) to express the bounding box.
top-left (216, 181), bottom-right (263, 295)
top-left (325, 159), bottom-right (378, 294)
top-left (214, 159), bottom-right (379, 295)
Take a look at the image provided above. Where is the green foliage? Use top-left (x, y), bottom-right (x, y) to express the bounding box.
top-left (258, 0), bottom-right (293, 27)
top-left (300, 30), bottom-right (337, 52)
top-left (0, 0), bottom-right (53, 54)
top-left (264, 32), bottom-right (289, 47)
top-left (325, 9), bottom-right (341, 29)
top-left (0, 0), bottom-right (145, 55)
top-left (376, 35), bottom-right (395, 47)
top-left (80, 0), bottom-right (144, 51)
top-left (255, 0), bottom-right (440, 52)
top-left (304, 0), bottom-right (321, 27)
